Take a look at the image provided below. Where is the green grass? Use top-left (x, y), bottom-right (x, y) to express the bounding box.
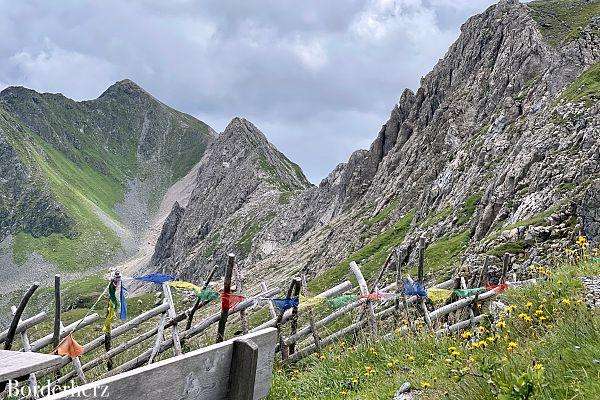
top-left (487, 240), bottom-right (526, 258)
top-left (420, 206), bottom-right (453, 228)
top-left (364, 198), bottom-right (400, 228)
top-left (558, 62), bottom-right (600, 106)
top-left (308, 211), bottom-right (415, 293)
top-left (528, 0), bottom-right (600, 46)
top-left (269, 260), bottom-right (600, 399)
top-left (9, 131), bottom-right (121, 271)
top-left (457, 193), bottom-right (482, 226)
top-left (424, 230), bottom-right (471, 274)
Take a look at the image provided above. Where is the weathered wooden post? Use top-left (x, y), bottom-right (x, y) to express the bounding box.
top-left (52, 275), bottom-right (61, 352)
top-left (276, 278), bottom-right (297, 359)
top-left (350, 261), bottom-right (377, 336)
top-left (395, 247), bottom-right (414, 332)
top-left (148, 301), bottom-right (169, 364)
top-left (185, 264), bottom-right (219, 331)
top-left (4, 283), bottom-right (39, 350)
top-left (162, 282), bottom-right (182, 355)
top-left (417, 237), bottom-right (433, 331)
top-left (300, 274), bottom-right (322, 353)
top-left (261, 282), bottom-right (278, 319)
top-left (235, 262), bottom-right (249, 334)
top-left (501, 253), bottom-right (510, 284)
top-left (10, 305), bottom-right (39, 398)
top-left (216, 254), bottom-right (236, 343)
top-left (287, 278), bottom-right (302, 356)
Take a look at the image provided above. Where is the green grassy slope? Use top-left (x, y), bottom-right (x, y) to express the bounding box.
top-left (528, 0), bottom-right (600, 46)
top-left (269, 259), bottom-right (600, 400)
top-left (0, 82), bottom-right (214, 271)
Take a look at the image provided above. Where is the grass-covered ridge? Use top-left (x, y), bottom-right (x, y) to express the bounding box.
top-left (270, 259), bottom-right (600, 399)
top-left (558, 62), bottom-right (600, 106)
top-left (528, 0), bottom-right (600, 47)
top-left (308, 211), bottom-right (415, 293)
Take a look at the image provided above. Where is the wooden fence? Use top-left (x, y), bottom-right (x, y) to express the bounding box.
top-left (0, 239), bottom-right (535, 399)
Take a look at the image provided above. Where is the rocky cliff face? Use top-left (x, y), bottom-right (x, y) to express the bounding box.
top-left (152, 0), bottom-right (599, 288)
top-left (0, 79), bottom-right (215, 273)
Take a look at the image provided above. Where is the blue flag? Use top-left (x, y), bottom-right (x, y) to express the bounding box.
top-left (403, 280), bottom-right (427, 297)
top-left (134, 273), bottom-right (175, 284)
top-left (119, 283), bottom-right (127, 320)
top-left (272, 297), bottom-right (300, 312)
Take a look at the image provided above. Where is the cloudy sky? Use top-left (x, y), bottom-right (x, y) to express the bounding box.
top-left (0, 0), bottom-right (497, 182)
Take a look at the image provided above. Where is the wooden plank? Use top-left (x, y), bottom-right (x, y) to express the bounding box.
top-left (0, 350), bottom-right (62, 381)
top-left (42, 328), bottom-right (278, 400)
top-left (349, 261), bottom-right (377, 335)
top-left (162, 283), bottom-right (183, 356)
top-left (228, 339), bottom-right (259, 400)
top-left (149, 306), bottom-right (168, 364)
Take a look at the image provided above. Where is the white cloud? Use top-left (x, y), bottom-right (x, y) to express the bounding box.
top-left (0, 0), bottom-right (497, 181)
top-left (8, 42), bottom-right (118, 100)
top-left (291, 37), bottom-right (328, 70)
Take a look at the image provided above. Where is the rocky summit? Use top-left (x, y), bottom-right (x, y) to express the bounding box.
top-left (150, 0), bottom-right (599, 289)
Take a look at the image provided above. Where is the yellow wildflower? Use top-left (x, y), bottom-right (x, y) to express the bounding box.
top-left (507, 341), bottom-right (518, 352)
top-left (461, 330), bottom-right (473, 339)
top-left (561, 298), bottom-right (571, 305)
top-left (525, 301), bottom-right (533, 308)
top-left (420, 381), bottom-right (432, 388)
top-left (496, 320), bottom-right (506, 329)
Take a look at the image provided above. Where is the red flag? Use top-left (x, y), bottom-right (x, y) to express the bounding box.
top-left (56, 334), bottom-right (84, 358)
top-left (221, 292), bottom-right (245, 311)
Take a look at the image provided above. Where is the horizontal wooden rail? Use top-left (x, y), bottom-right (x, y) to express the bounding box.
top-left (0, 312), bottom-right (46, 344)
top-left (30, 313), bottom-right (99, 352)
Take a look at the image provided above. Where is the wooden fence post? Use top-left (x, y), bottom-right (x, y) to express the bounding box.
top-left (350, 261), bottom-right (377, 336)
top-left (287, 278), bottom-right (302, 356)
top-left (4, 283), bottom-right (39, 350)
top-left (235, 262), bottom-right (249, 335)
top-left (148, 301), bottom-right (168, 364)
top-left (276, 278), bottom-right (297, 359)
top-left (395, 247), bottom-right (414, 332)
top-left (228, 338), bottom-right (259, 400)
top-left (216, 254), bottom-right (236, 343)
top-left (10, 306), bottom-right (39, 398)
top-left (53, 275), bottom-right (61, 353)
top-left (417, 237), bottom-right (433, 332)
top-left (501, 253), bottom-right (510, 284)
top-left (162, 282), bottom-right (182, 355)
top-left (300, 274), bottom-right (322, 353)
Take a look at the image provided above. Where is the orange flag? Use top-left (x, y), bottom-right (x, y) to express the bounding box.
top-left (56, 333), bottom-right (85, 358)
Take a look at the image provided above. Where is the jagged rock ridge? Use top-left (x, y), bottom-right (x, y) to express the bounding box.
top-left (152, 0), bottom-right (599, 287)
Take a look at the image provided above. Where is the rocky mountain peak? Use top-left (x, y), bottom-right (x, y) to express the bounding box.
top-left (98, 79), bottom-right (158, 103)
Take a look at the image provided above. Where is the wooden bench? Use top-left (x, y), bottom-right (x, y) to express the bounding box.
top-left (43, 328), bottom-right (278, 400)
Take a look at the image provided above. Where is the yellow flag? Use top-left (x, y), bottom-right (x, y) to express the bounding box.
top-left (299, 295), bottom-right (326, 309)
top-left (103, 302), bottom-right (116, 333)
top-left (168, 280), bottom-right (201, 293)
top-left (427, 288), bottom-right (453, 303)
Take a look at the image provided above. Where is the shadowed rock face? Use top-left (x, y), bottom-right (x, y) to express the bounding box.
top-left (580, 182), bottom-right (600, 244)
top-left (152, 0), bottom-right (599, 285)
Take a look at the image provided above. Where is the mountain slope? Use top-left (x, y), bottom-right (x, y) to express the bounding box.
top-left (0, 80), bottom-right (215, 272)
top-left (151, 0), bottom-right (599, 289)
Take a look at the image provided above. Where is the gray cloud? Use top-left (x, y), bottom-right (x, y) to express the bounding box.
top-left (0, 0), bottom-right (496, 182)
